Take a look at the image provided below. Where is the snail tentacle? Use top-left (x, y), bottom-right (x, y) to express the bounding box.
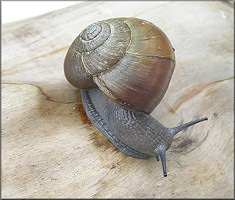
top-left (155, 146), bottom-right (167, 177)
top-left (169, 117), bottom-right (208, 137)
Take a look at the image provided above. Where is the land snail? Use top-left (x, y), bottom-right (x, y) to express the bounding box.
top-left (64, 17), bottom-right (208, 177)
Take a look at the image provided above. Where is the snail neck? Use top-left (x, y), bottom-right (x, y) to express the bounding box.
top-left (81, 88), bottom-right (151, 159)
top-left (82, 88), bottom-right (171, 157)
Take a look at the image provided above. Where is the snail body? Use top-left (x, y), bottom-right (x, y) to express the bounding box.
top-left (64, 18), bottom-right (208, 177)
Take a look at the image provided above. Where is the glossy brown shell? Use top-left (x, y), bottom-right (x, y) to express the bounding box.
top-left (64, 18), bottom-right (175, 114)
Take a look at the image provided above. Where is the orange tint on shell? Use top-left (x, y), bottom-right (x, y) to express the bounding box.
top-left (94, 54), bottom-right (175, 114)
top-left (94, 18), bottom-right (175, 114)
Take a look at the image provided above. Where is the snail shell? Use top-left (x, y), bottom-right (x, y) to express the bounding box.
top-left (64, 17), bottom-right (175, 114)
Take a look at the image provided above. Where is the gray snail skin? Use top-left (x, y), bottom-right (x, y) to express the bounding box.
top-left (64, 18), bottom-right (208, 177)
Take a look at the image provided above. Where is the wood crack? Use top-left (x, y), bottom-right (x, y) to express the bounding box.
top-left (2, 45), bottom-right (70, 74)
top-left (2, 82), bottom-right (79, 105)
top-left (173, 76), bottom-right (234, 111)
top-left (131, 2), bottom-right (173, 17)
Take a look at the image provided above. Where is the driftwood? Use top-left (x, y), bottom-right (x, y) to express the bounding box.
top-left (2, 1), bottom-right (234, 198)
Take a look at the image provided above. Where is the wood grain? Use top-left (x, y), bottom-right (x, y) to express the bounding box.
top-left (2, 1), bottom-right (234, 198)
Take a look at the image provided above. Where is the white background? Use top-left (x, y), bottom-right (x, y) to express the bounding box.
top-left (2, 1), bottom-right (81, 24)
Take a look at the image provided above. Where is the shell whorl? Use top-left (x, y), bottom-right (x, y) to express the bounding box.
top-left (78, 22), bottom-right (110, 52)
top-left (75, 20), bottom-right (131, 76)
top-left (81, 23), bottom-right (103, 41)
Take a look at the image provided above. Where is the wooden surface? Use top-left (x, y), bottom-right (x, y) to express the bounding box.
top-left (2, 1), bottom-right (234, 198)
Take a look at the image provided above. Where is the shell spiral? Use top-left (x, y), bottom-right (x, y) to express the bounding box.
top-left (64, 18), bottom-right (175, 114)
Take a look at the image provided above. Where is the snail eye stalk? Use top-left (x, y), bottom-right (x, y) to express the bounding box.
top-left (169, 117), bottom-right (208, 137)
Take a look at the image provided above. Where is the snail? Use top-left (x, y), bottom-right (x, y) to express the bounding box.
top-left (64, 17), bottom-right (208, 177)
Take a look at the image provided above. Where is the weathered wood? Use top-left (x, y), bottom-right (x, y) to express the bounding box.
top-left (2, 1), bottom-right (234, 198)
